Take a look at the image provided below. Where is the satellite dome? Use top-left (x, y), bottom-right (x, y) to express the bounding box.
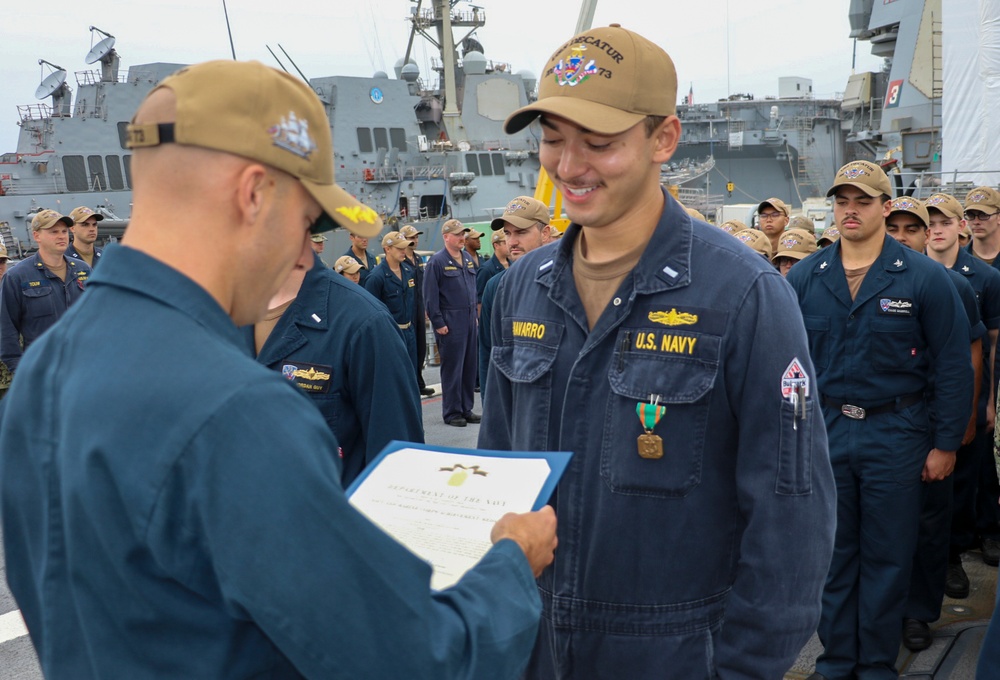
top-left (517, 69), bottom-right (537, 93)
top-left (393, 57), bottom-right (417, 79)
top-left (463, 51), bottom-right (487, 76)
top-left (373, 70), bottom-right (389, 79)
top-left (401, 63), bottom-right (420, 83)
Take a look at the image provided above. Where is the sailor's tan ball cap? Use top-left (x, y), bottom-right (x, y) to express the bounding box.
top-left (504, 25), bottom-right (677, 135)
top-left (126, 60), bottom-right (381, 237)
top-left (827, 160), bottom-right (892, 198)
top-left (924, 193), bottom-right (963, 220)
top-left (965, 187), bottom-right (1000, 214)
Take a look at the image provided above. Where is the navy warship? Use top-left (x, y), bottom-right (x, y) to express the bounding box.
top-left (0, 0), bottom-right (542, 262)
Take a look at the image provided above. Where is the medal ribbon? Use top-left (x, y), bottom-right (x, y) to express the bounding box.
top-left (636, 401), bottom-right (666, 431)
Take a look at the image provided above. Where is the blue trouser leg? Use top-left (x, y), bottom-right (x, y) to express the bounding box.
top-left (414, 317), bottom-right (427, 388)
top-left (978, 573), bottom-right (1000, 679)
top-left (905, 476), bottom-right (954, 622)
top-left (951, 432), bottom-right (983, 557)
top-left (975, 424), bottom-right (1000, 539)
top-left (818, 409), bottom-right (928, 680)
top-left (437, 312), bottom-right (465, 421)
top-left (403, 327), bottom-right (418, 382)
top-left (460, 311), bottom-right (477, 415)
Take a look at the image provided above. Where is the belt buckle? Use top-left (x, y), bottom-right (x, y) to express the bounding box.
top-left (841, 404), bottom-right (866, 420)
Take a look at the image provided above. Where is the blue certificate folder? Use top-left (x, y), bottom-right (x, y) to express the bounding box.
top-left (346, 440), bottom-right (573, 511)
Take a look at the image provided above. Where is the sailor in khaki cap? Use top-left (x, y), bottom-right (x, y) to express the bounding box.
top-left (0, 209), bottom-right (91, 374)
top-left (1, 60), bottom-right (556, 680)
top-left (757, 197), bottom-right (791, 255)
top-left (481, 24), bottom-right (834, 680)
top-left (787, 161), bottom-right (972, 677)
top-left (67, 206), bottom-right (105, 269)
top-left (732, 227), bottom-right (774, 261)
top-left (964, 186), bottom-right (1000, 265)
top-left (333, 254), bottom-right (362, 282)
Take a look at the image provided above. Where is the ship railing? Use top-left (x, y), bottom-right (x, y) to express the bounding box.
top-left (17, 103), bottom-right (54, 122)
top-left (401, 166), bottom-right (447, 180)
top-left (74, 69), bottom-right (130, 87)
top-left (896, 168), bottom-right (1000, 199)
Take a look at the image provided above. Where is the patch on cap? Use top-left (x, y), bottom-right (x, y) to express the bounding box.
top-left (718, 220), bottom-right (746, 235)
top-left (126, 60), bottom-right (381, 237)
top-left (827, 160), bottom-right (892, 198)
top-left (965, 186), bottom-right (1000, 212)
top-left (504, 25), bottom-right (677, 135)
top-left (491, 195), bottom-right (551, 231)
top-left (441, 219), bottom-right (469, 235)
top-left (733, 228), bottom-right (773, 260)
top-left (924, 193), bottom-right (963, 219)
top-left (31, 210), bottom-right (74, 231)
top-left (334, 255), bottom-right (362, 274)
top-left (69, 206), bottom-right (104, 224)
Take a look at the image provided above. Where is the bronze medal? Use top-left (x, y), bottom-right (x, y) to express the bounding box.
top-left (637, 432), bottom-right (664, 459)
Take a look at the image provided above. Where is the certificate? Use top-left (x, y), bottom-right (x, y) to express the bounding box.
top-left (346, 441), bottom-right (572, 590)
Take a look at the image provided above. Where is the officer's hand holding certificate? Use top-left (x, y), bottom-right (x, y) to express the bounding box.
top-left (347, 441), bottom-right (571, 590)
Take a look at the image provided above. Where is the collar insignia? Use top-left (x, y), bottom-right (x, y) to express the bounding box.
top-left (894, 259), bottom-right (904, 267)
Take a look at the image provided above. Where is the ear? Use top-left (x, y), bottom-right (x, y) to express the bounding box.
top-left (234, 163), bottom-right (272, 226)
top-left (881, 199), bottom-right (893, 218)
top-left (652, 116), bottom-right (682, 164)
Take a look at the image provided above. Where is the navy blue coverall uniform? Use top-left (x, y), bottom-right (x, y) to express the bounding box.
top-left (0, 244), bottom-right (542, 679)
top-left (479, 194), bottom-right (836, 679)
top-left (957, 243), bottom-right (1000, 551)
top-left (787, 235), bottom-right (972, 679)
top-left (424, 248), bottom-right (478, 422)
top-left (906, 267), bottom-right (985, 624)
top-left (66, 243), bottom-right (103, 269)
top-left (364, 259), bottom-right (419, 380)
top-left (476, 254), bottom-right (505, 304)
top-left (0, 252), bottom-right (90, 372)
top-left (245, 256), bottom-right (424, 486)
top-left (342, 246), bottom-right (377, 287)
top-left (478, 267), bottom-right (506, 397)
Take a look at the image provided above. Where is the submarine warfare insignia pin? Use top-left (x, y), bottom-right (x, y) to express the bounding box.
top-left (636, 395), bottom-right (665, 459)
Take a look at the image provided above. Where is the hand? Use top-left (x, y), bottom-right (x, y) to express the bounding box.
top-left (962, 414), bottom-right (978, 447)
top-left (436, 325), bottom-right (449, 335)
top-left (923, 448), bottom-right (957, 482)
top-left (491, 506), bottom-right (557, 577)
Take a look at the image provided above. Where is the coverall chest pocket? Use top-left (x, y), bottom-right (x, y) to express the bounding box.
top-left (802, 315), bottom-right (830, 370)
top-left (493, 318), bottom-right (564, 442)
top-left (602, 329), bottom-right (721, 498)
top-left (870, 316), bottom-right (921, 372)
top-left (21, 283), bottom-right (56, 320)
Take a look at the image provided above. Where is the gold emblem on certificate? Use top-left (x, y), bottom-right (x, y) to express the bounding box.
top-left (635, 396), bottom-right (666, 460)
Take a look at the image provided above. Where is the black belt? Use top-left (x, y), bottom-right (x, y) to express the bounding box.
top-left (822, 392), bottom-right (924, 420)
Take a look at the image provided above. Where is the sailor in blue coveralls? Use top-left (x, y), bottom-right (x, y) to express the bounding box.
top-left (400, 224), bottom-right (435, 396)
top-left (480, 26), bottom-right (836, 680)
top-left (364, 231), bottom-right (419, 380)
top-left (246, 252), bottom-right (424, 486)
top-left (66, 206), bottom-right (104, 269)
top-left (883, 196), bottom-right (985, 651)
top-left (0, 209), bottom-right (91, 374)
top-left (342, 232), bottom-right (378, 286)
top-left (958, 185), bottom-right (1000, 569)
top-left (424, 218), bottom-right (479, 426)
top-left (475, 231), bottom-right (508, 310)
top-left (0, 60), bottom-right (557, 680)
top-left (787, 162), bottom-right (972, 679)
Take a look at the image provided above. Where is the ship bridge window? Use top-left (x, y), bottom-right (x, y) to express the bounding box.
top-left (390, 127), bottom-right (407, 152)
top-left (491, 153), bottom-right (504, 175)
top-left (478, 153), bottom-right (493, 176)
top-left (123, 155), bottom-right (132, 189)
top-left (106, 155), bottom-right (124, 190)
top-left (88, 155), bottom-right (108, 192)
top-left (116, 122), bottom-right (130, 150)
top-left (466, 154), bottom-right (480, 175)
top-left (373, 128), bottom-right (389, 152)
top-left (357, 128), bottom-right (374, 153)
top-left (63, 156), bottom-right (88, 192)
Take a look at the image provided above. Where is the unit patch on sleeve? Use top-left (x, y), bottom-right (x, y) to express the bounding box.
top-left (781, 357), bottom-right (810, 403)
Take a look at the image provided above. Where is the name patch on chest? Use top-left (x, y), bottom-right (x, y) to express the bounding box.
top-left (634, 331), bottom-right (698, 355)
top-left (281, 362), bottom-right (333, 393)
top-left (878, 297), bottom-right (913, 316)
top-left (512, 321), bottom-right (546, 339)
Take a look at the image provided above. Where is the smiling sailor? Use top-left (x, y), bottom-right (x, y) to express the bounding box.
top-left (787, 161), bottom-right (973, 679)
top-left (478, 24), bottom-right (835, 679)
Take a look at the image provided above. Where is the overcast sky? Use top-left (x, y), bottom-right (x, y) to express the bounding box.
top-left (1, 0), bottom-right (884, 152)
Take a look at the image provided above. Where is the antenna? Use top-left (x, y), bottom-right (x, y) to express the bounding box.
top-left (85, 27), bottom-right (117, 64)
top-left (278, 44), bottom-right (310, 84)
top-left (35, 61), bottom-right (68, 100)
top-left (222, 0), bottom-right (237, 60)
top-left (266, 45), bottom-right (289, 73)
